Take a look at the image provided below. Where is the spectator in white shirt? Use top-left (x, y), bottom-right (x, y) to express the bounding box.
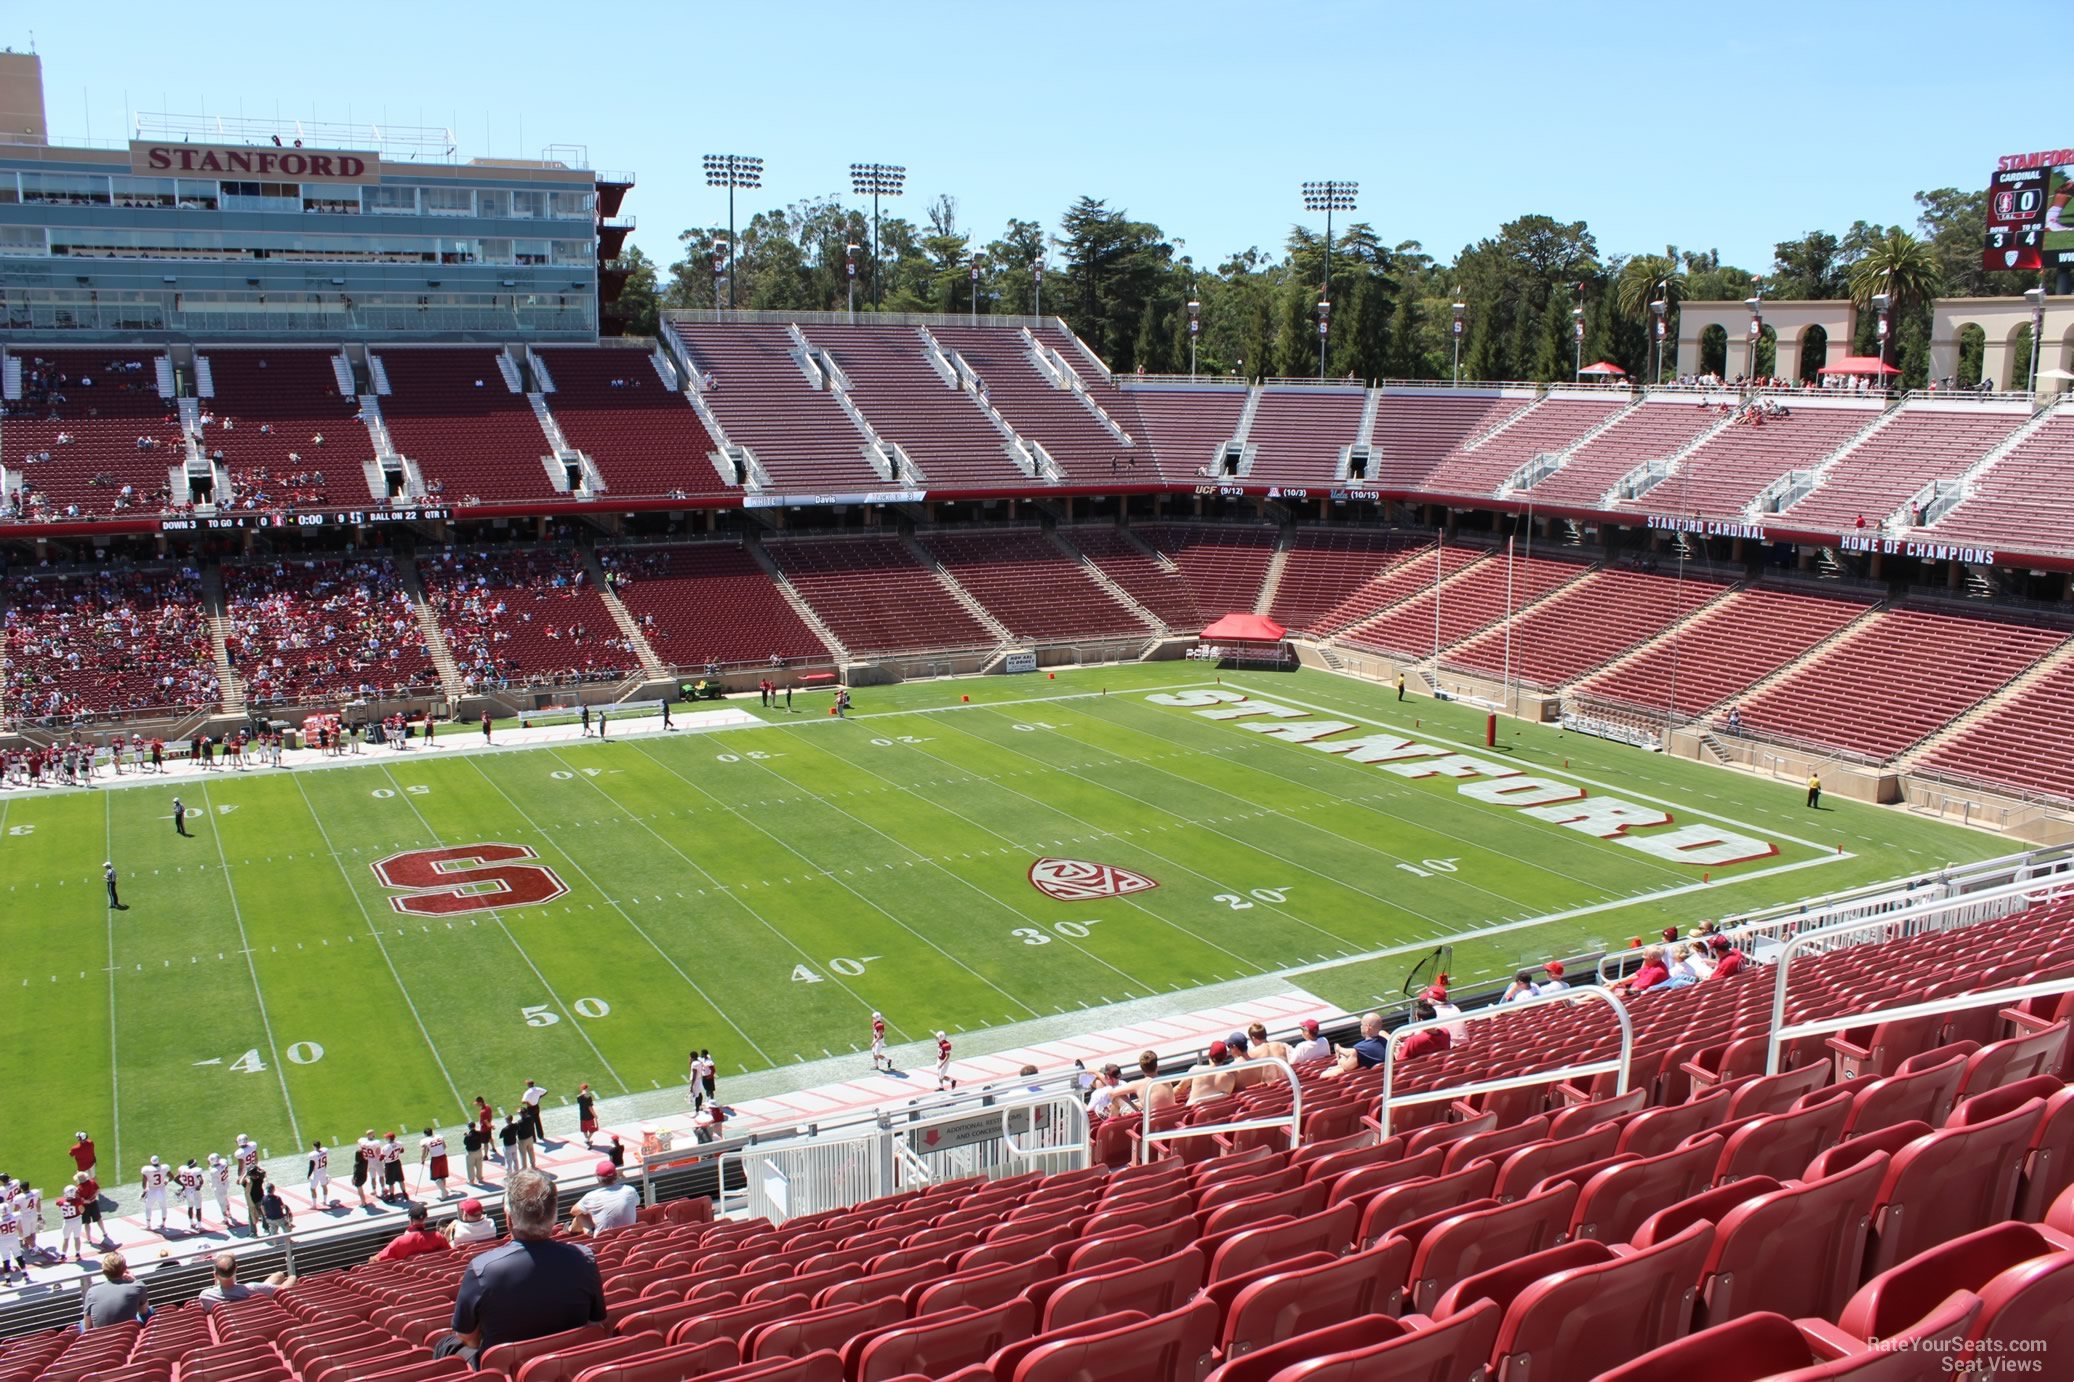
top-left (568, 1162), bottom-right (639, 1237)
top-left (1536, 961), bottom-right (1571, 994)
top-left (1290, 1019), bottom-right (1333, 1065)
top-left (1503, 970), bottom-right (1540, 1004)
top-left (445, 1198), bottom-right (498, 1246)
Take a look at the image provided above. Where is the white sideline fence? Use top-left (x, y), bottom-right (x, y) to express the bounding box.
top-left (1376, 987), bottom-right (1633, 1141)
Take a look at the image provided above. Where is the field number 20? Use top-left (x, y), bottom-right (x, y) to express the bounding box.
top-left (522, 997), bottom-right (611, 1026)
top-left (1213, 887), bottom-right (1293, 910)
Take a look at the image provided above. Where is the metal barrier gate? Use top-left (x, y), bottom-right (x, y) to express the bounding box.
top-left (1377, 988), bottom-right (1633, 1140)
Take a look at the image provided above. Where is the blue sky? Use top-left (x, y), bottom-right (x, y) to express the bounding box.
top-left (13, 2), bottom-right (2006, 276)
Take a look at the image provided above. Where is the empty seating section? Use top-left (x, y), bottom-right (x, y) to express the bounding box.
top-left (418, 548), bottom-right (641, 690)
top-left (1578, 585), bottom-right (1874, 717)
top-left (2, 567), bottom-right (218, 722)
top-left (1061, 527), bottom-right (1203, 630)
top-left (222, 558), bottom-right (434, 705)
top-left (1738, 607), bottom-right (2068, 759)
top-left (534, 348), bottom-right (733, 499)
top-left (1912, 652), bottom-right (2074, 805)
top-left (1242, 390), bottom-right (1364, 484)
top-left (1781, 406), bottom-right (2026, 531)
top-left (1128, 389), bottom-right (1246, 479)
top-left (933, 325), bottom-right (1143, 478)
top-left (9, 891), bottom-right (2061, 1382)
top-left (374, 349), bottom-right (560, 504)
top-left (920, 531), bottom-right (1152, 641)
top-left (766, 537), bottom-right (993, 654)
top-left (1931, 410), bottom-right (2074, 556)
top-left (1528, 400), bottom-right (1725, 506)
top-left (1, 349), bottom-right (183, 518)
top-left (1269, 530), bottom-right (1430, 634)
top-left (672, 323), bottom-right (879, 490)
top-left (1447, 566), bottom-right (1732, 688)
top-left (1340, 552), bottom-right (1588, 659)
top-left (1639, 403), bottom-right (1880, 520)
top-left (820, 326), bottom-right (1025, 486)
top-left (1367, 391), bottom-right (1529, 489)
top-left (1418, 396), bottom-right (1622, 497)
top-left (202, 350), bottom-right (368, 510)
top-left (599, 544), bottom-right (828, 671)
top-left (1306, 543), bottom-right (1482, 636)
top-left (1135, 526), bottom-right (1277, 619)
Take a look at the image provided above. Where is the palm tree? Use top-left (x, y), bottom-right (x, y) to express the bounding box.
top-left (1848, 229), bottom-right (1942, 363)
top-left (1614, 249), bottom-right (1687, 380)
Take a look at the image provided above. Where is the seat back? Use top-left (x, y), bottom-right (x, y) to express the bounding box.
top-left (1489, 1222), bottom-right (1716, 1382)
top-left (1872, 1099), bottom-right (2045, 1274)
top-left (1490, 1123), bottom-right (1622, 1203)
top-left (666, 1295), bottom-right (811, 1349)
top-left (1040, 1246), bottom-right (1206, 1331)
top-left (513, 1333), bottom-right (664, 1382)
top-left (746, 1299), bottom-right (903, 1363)
top-left (909, 1256), bottom-right (1059, 1316)
top-left (1972, 1249), bottom-right (2074, 1371)
top-left (1321, 1147), bottom-right (1444, 1206)
top-left (1217, 1237), bottom-right (1408, 1361)
top-left (1406, 1182), bottom-right (1580, 1314)
top-left (665, 1350), bottom-right (844, 1382)
top-left (1700, 1151), bottom-right (1887, 1324)
top-left (1630, 1178), bottom-right (1782, 1251)
top-left (1011, 1298), bottom-right (1218, 1382)
top-left (1352, 1161), bottom-right (1498, 1248)
top-left (1546, 1087), bottom-right (1648, 1140)
top-left (1436, 1115), bottom-right (1553, 1175)
top-left (1723, 1058), bottom-right (1832, 1120)
top-left (1838, 1221), bottom-right (2069, 1342)
top-left (1959, 1022), bottom-right (2070, 1097)
top-left (1261, 1297), bottom-right (1501, 1382)
top-left (1206, 1203), bottom-right (1358, 1285)
top-left (1062, 1217), bottom-right (1198, 1274)
top-left (1712, 1097), bottom-right (1851, 1186)
top-left (853, 1298), bottom-right (1035, 1382)
top-left (1198, 1317), bottom-right (1406, 1382)
top-left (1617, 1088), bottom-right (1730, 1159)
top-left (1842, 1049), bottom-right (1970, 1138)
top-left (1572, 1138), bottom-right (1720, 1244)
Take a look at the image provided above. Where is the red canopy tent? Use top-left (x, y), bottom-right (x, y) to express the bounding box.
top-left (1199, 612), bottom-right (1287, 642)
top-left (1195, 612), bottom-right (1292, 668)
top-left (1818, 355), bottom-right (1900, 376)
top-left (1578, 361), bottom-right (1628, 376)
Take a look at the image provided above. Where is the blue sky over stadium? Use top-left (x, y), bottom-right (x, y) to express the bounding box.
top-left (15, 1), bottom-right (1998, 274)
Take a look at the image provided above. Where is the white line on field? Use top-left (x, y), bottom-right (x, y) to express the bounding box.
top-left (198, 783), bottom-right (303, 1148)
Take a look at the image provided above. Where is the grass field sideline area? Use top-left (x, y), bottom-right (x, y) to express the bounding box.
top-left (0, 664), bottom-right (2002, 1178)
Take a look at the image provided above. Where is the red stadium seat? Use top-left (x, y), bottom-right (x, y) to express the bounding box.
top-left (479, 1325), bottom-right (612, 1378)
top-left (1259, 1298), bottom-right (1500, 1382)
top-left (1199, 1317), bottom-right (1404, 1382)
top-left (1956, 1022), bottom-right (2069, 1097)
top-left (1709, 1097), bottom-right (1850, 1185)
top-left (1616, 1088), bottom-right (1731, 1159)
top-left (1215, 1237), bottom-right (1409, 1360)
top-left (1481, 1221), bottom-right (1715, 1382)
top-left (1569, 1138), bottom-right (1720, 1243)
top-left (745, 1300), bottom-right (903, 1363)
top-left (1204, 1203), bottom-right (1358, 1284)
top-left (1039, 1247), bottom-right (1206, 1331)
top-left (1351, 1161), bottom-right (1498, 1248)
top-left (1010, 1299), bottom-right (1218, 1382)
top-left (1867, 1099), bottom-right (2045, 1274)
top-left (514, 1332), bottom-right (664, 1382)
top-left (1835, 1222), bottom-right (2074, 1348)
top-left (679, 1352), bottom-right (845, 1382)
top-left (852, 1299), bottom-right (1035, 1382)
top-left (909, 1257), bottom-right (1059, 1316)
top-left (667, 1296), bottom-right (812, 1349)
top-left (1688, 1151), bottom-right (1888, 1325)
top-left (1406, 1182), bottom-right (1580, 1314)
top-left (1489, 1123), bottom-right (1622, 1202)
top-left (1838, 1047), bottom-right (1970, 1137)
top-left (1595, 1296), bottom-right (1983, 1382)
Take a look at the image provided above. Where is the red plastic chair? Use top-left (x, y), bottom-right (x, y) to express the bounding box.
top-left (1616, 1088), bottom-right (1731, 1159)
top-left (909, 1256), bottom-right (1058, 1316)
top-left (1834, 1221), bottom-right (2074, 1349)
top-left (1215, 1237), bottom-right (1408, 1361)
top-left (478, 1325), bottom-right (612, 1379)
top-left (1199, 1317), bottom-right (1404, 1382)
top-left (1839, 1047), bottom-right (1970, 1137)
top-left (852, 1298), bottom-right (1034, 1382)
top-left (1350, 1161), bottom-right (1497, 1248)
top-left (745, 1300), bottom-right (902, 1363)
top-left (1204, 1203), bottom-right (1358, 1284)
top-left (670, 1351), bottom-right (843, 1382)
top-left (1709, 1097), bottom-right (1850, 1186)
top-left (1010, 1299), bottom-right (1218, 1382)
top-left (1259, 1299), bottom-right (1501, 1382)
top-left (1569, 1137), bottom-right (1719, 1244)
top-left (1957, 1021), bottom-right (2070, 1098)
top-left (665, 1295), bottom-right (811, 1349)
top-left (1689, 1150), bottom-right (1888, 1325)
top-left (1405, 1183), bottom-right (1579, 1314)
top-left (513, 1332), bottom-right (664, 1382)
top-left (1595, 1295), bottom-right (1983, 1382)
top-left (1039, 1246), bottom-right (1206, 1331)
top-left (1867, 1098), bottom-right (2045, 1274)
top-left (1482, 1221), bottom-right (1716, 1382)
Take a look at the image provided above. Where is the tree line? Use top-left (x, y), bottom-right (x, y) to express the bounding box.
top-left (607, 185), bottom-right (2028, 391)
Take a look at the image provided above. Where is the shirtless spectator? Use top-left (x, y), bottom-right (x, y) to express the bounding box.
top-left (1181, 1040), bottom-right (1237, 1103)
top-left (1122, 1051), bottom-right (1176, 1116)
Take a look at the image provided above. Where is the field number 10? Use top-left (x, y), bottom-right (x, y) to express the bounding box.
top-left (1395, 858), bottom-right (1462, 878)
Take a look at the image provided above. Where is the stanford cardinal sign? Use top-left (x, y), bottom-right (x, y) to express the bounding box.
top-left (1028, 857), bottom-right (1160, 901)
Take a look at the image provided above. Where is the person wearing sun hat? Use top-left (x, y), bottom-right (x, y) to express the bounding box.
top-left (568, 1161), bottom-right (638, 1237)
top-left (1423, 979), bottom-right (1469, 1043)
top-left (447, 1197), bottom-right (497, 1245)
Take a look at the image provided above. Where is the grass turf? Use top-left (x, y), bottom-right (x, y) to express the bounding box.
top-left (0, 663), bottom-right (2006, 1178)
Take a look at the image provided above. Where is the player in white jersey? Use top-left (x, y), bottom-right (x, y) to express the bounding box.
top-left (870, 1012), bottom-right (889, 1071)
top-left (15, 1183), bottom-right (40, 1257)
top-left (419, 1129), bottom-right (450, 1198)
top-left (935, 1031), bottom-right (954, 1090)
top-left (56, 1187), bottom-right (83, 1260)
top-left (233, 1133), bottom-right (258, 1180)
top-left (139, 1156), bottom-right (170, 1230)
top-left (176, 1159), bottom-right (205, 1230)
top-left (307, 1141), bottom-right (332, 1206)
top-left (208, 1154), bottom-right (237, 1228)
top-left (0, 1199), bottom-right (18, 1280)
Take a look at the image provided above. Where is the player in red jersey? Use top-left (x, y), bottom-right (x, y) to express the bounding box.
top-left (935, 1031), bottom-right (955, 1090)
top-left (870, 1012), bottom-right (889, 1071)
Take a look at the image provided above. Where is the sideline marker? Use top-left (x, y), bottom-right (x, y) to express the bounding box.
top-left (961, 695), bottom-right (970, 703)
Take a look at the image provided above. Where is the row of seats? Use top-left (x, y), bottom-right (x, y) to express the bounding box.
top-left (1366, 392), bottom-right (1530, 491)
top-left (1264, 530), bottom-right (1429, 635)
top-left (373, 350), bottom-right (561, 505)
top-left (819, 328), bottom-right (1029, 488)
top-left (201, 350), bottom-right (369, 512)
top-left (221, 558), bottom-right (435, 705)
top-left (1338, 551), bottom-right (1589, 660)
top-left (763, 537), bottom-right (994, 656)
top-left (2, 349), bottom-right (185, 519)
top-left (598, 544), bottom-right (829, 671)
top-left (1444, 564), bottom-right (1732, 689)
top-left (534, 349), bottom-right (732, 501)
top-left (2, 566), bottom-right (220, 722)
top-left (918, 532), bottom-right (1153, 642)
top-left (1528, 399), bottom-right (1727, 506)
top-left (417, 548), bottom-right (643, 690)
top-left (1632, 403), bottom-right (1882, 521)
top-left (1418, 395), bottom-right (1621, 498)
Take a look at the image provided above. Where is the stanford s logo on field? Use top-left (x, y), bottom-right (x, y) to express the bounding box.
top-left (1028, 857), bottom-right (1159, 901)
top-left (373, 844), bottom-right (569, 916)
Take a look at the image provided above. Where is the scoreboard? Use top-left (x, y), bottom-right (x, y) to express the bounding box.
top-left (1986, 148), bottom-right (2074, 271)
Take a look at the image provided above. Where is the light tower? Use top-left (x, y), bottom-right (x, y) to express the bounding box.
top-left (701, 154), bottom-right (763, 310)
top-left (848, 162), bottom-right (907, 309)
top-left (1301, 180), bottom-right (1358, 379)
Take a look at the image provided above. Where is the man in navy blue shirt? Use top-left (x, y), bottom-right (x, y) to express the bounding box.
top-left (436, 1170), bottom-right (603, 1366)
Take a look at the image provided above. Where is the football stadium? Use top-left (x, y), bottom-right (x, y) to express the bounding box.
top-left (3, 19), bottom-right (2074, 1378)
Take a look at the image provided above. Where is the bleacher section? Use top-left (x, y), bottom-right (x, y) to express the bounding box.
top-left (534, 348), bottom-right (733, 500)
top-left (1446, 565), bottom-right (1732, 689)
top-left (1340, 551), bottom-right (1589, 660)
top-left (933, 326), bottom-right (1144, 479)
top-left (7, 890), bottom-right (2064, 1381)
top-left (1127, 389), bottom-right (1245, 480)
top-left (1576, 585), bottom-right (1874, 718)
top-left (417, 548), bottom-right (642, 690)
top-left (1241, 389), bottom-right (1364, 485)
top-left (221, 558), bottom-right (434, 706)
top-left (1367, 391), bottom-right (1531, 490)
top-left (1930, 408), bottom-right (2074, 557)
top-left (919, 531), bottom-right (1154, 642)
top-left (1134, 526), bottom-right (1277, 620)
top-left (2, 567), bottom-right (219, 722)
top-left (1268, 530), bottom-right (1430, 634)
top-left (202, 350), bottom-right (368, 511)
top-left (1640, 401), bottom-right (1882, 521)
top-left (1307, 542), bottom-right (1484, 637)
top-left (1915, 653), bottom-right (2074, 806)
top-left (1736, 607), bottom-right (2068, 760)
top-left (821, 326), bottom-right (1026, 486)
top-left (373, 349), bottom-right (561, 504)
top-left (672, 323), bottom-right (879, 490)
top-left (1416, 394), bottom-right (1622, 498)
top-left (1061, 526), bottom-right (1204, 631)
top-left (765, 537), bottom-right (995, 654)
top-left (1527, 398), bottom-right (1726, 507)
top-left (1780, 405), bottom-right (2027, 533)
top-left (600, 544), bottom-right (830, 670)
top-left (0, 349), bottom-right (184, 519)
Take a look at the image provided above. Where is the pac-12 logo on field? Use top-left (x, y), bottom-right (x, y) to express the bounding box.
top-left (372, 844), bottom-right (569, 916)
top-left (1029, 857), bottom-right (1159, 902)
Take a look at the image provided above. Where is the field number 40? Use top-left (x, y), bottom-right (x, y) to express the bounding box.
top-left (1213, 887), bottom-right (1293, 910)
top-left (793, 956), bottom-right (879, 983)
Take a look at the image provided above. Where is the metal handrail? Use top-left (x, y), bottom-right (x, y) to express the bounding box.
top-left (1138, 1056), bottom-right (1302, 1162)
top-left (1768, 974), bottom-right (2074, 1074)
top-left (1763, 874), bottom-right (2074, 1073)
top-left (1376, 988), bottom-right (1633, 1140)
top-left (996, 1086), bottom-right (1093, 1174)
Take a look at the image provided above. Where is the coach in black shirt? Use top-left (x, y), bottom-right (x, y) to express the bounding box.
top-left (436, 1170), bottom-right (603, 1365)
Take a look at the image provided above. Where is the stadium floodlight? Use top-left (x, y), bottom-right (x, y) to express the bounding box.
top-left (1573, 306), bottom-right (1586, 383)
top-left (1301, 180), bottom-right (1358, 379)
top-left (844, 242), bottom-right (861, 322)
top-left (711, 238), bottom-right (729, 310)
top-left (2025, 286), bottom-right (2046, 395)
top-left (1871, 289), bottom-right (1893, 374)
top-left (703, 154), bottom-right (763, 310)
top-left (1650, 298), bottom-right (1668, 385)
top-left (1451, 302), bottom-right (1467, 385)
top-left (849, 162), bottom-right (907, 309)
top-left (1187, 297), bottom-right (1201, 380)
top-left (969, 252), bottom-right (984, 322)
top-left (1032, 258), bottom-right (1045, 321)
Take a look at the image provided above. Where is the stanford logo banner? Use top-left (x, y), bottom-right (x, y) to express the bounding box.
top-left (1028, 857), bottom-right (1159, 901)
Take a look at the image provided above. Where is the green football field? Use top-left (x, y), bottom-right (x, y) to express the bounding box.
top-left (0, 664), bottom-right (2005, 1179)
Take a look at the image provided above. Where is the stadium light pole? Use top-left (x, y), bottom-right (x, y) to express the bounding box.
top-left (1744, 294), bottom-right (1763, 384)
top-left (2025, 286), bottom-right (2045, 394)
top-left (1451, 302), bottom-right (1466, 385)
top-left (1650, 297), bottom-right (1668, 385)
top-left (702, 154), bottom-right (763, 311)
top-left (1872, 290), bottom-right (1891, 371)
top-left (969, 252), bottom-right (984, 321)
top-left (1302, 180), bottom-right (1357, 379)
top-left (844, 242), bottom-right (859, 324)
top-left (1187, 296), bottom-right (1201, 380)
top-left (1032, 258), bottom-right (1044, 320)
top-left (1573, 307), bottom-right (1585, 383)
top-left (710, 239), bottom-right (729, 311)
top-left (849, 162), bottom-right (907, 310)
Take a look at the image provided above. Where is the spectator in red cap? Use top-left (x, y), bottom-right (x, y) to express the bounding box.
top-left (446, 1198), bottom-right (496, 1246)
top-left (1539, 961), bottom-right (1570, 993)
top-left (1709, 935), bottom-right (1747, 980)
top-left (1182, 1040), bottom-right (1237, 1103)
top-left (1661, 927), bottom-right (1680, 948)
top-left (1424, 982), bottom-right (1468, 1043)
top-left (1399, 1001), bottom-right (1452, 1061)
top-left (1291, 1019), bottom-right (1332, 1064)
top-left (568, 1161), bottom-right (638, 1237)
top-left (372, 1202), bottom-right (450, 1263)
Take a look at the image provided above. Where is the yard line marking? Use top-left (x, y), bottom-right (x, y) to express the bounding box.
top-left (88, 793), bottom-right (127, 1181)
top-left (198, 783), bottom-right (303, 1149)
top-left (455, 757), bottom-right (770, 1066)
top-left (289, 773), bottom-right (469, 1117)
top-left (378, 766), bottom-right (632, 1088)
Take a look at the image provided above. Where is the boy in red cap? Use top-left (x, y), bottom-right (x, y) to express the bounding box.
top-left (1291, 1019), bottom-right (1332, 1064)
